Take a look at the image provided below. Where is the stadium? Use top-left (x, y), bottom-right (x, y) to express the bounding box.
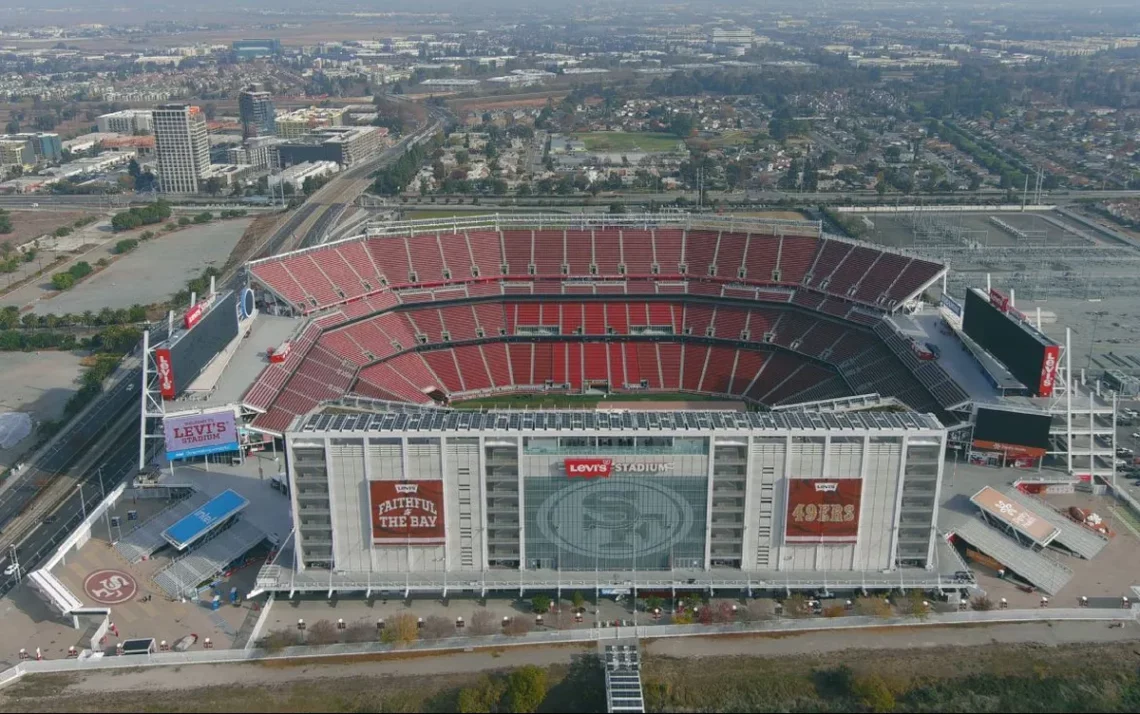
top-left (124, 213), bottom-right (1119, 602)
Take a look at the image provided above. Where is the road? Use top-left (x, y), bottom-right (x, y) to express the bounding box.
top-left (255, 109), bottom-right (447, 256)
top-left (0, 107), bottom-right (451, 597)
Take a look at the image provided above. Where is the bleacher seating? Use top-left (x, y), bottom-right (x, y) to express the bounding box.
top-left (242, 223), bottom-right (960, 430)
top-left (153, 520), bottom-right (266, 599)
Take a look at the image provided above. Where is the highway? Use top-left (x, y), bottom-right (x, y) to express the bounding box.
top-left (0, 107), bottom-right (451, 599)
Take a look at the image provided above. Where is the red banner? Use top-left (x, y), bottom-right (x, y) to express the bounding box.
top-left (370, 480), bottom-right (445, 545)
top-left (184, 302), bottom-right (205, 330)
top-left (564, 458), bottom-right (613, 478)
top-left (989, 288), bottom-right (1009, 313)
top-left (785, 479), bottom-right (862, 543)
top-left (154, 348), bottom-right (175, 399)
top-left (1038, 344), bottom-right (1059, 397)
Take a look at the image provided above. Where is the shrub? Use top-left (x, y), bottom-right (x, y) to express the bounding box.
top-left (177, 216), bottom-right (191, 226)
top-left (259, 628), bottom-right (298, 653)
top-left (822, 605), bottom-right (846, 618)
top-left (114, 238), bottom-right (138, 254)
top-left (51, 272), bottom-right (76, 291)
top-left (503, 616), bottom-right (533, 636)
top-left (457, 675), bottom-right (506, 713)
top-left (53, 225), bottom-right (72, 237)
top-left (139, 231), bottom-right (155, 241)
top-left (970, 596), bottom-right (994, 611)
top-left (69, 261), bottom-right (92, 279)
top-left (531, 594), bottom-right (551, 614)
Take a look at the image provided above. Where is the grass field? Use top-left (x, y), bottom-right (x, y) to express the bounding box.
top-left (573, 132), bottom-right (683, 153)
top-left (452, 392), bottom-right (732, 410)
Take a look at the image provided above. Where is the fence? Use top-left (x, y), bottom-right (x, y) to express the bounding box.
top-left (835, 205), bottom-right (1056, 214)
top-left (2, 606), bottom-right (1135, 689)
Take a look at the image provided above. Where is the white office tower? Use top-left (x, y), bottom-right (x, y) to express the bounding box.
top-left (153, 104), bottom-right (211, 193)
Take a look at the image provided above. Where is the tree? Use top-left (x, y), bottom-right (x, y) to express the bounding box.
top-left (202, 177), bottom-right (225, 196)
top-left (970, 596), bottom-right (994, 611)
top-left (530, 594), bottom-right (551, 615)
top-left (668, 113), bottom-right (695, 139)
top-left (783, 593), bottom-right (809, 618)
top-left (421, 615), bottom-right (455, 639)
top-left (380, 613), bottom-right (419, 646)
top-left (571, 591), bottom-right (586, 611)
top-left (306, 619), bottom-right (339, 645)
top-left (643, 595), bottom-right (663, 614)
top-left (852, 673), bottom-right (895, 713)
top-left (457, 675), bottom-right (507, 713)
top-left (855, 597), bottom-right (893, 618)
top-left (505, 665), bottom-right (548, 713)
top-left (902, 591), bottom-right (931, 620)
top-left (609, 201), bottom-right (625, 214)
top-left (469, 609), bottom-right (497, 636)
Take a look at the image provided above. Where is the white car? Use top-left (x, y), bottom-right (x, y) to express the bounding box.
top-left (3, 563), bottom-right (18, 576)
top-left (1132, 433), bottom-right (1140, 439)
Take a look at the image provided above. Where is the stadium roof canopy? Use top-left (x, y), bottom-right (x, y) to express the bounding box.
top-left (291, 409), bottom-right (944, 435)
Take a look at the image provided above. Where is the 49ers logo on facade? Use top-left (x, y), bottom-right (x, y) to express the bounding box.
top-left (564, 459), bottom-right (674, 477)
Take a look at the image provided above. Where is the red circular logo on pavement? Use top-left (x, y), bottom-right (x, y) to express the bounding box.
top-left (83, 569), bottom-right (137, 605)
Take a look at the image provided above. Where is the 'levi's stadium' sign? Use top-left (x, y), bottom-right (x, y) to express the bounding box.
top-left (564, 459), bottom-right (675, 477)
top-left (370, 480), bottom-right (445, 545)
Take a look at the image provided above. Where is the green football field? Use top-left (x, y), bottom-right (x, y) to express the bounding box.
top-left (573, 132), bottom-right (683, 153)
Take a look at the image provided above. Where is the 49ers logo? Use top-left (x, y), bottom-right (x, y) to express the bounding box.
top-left (84, 569), bottom-right (137, 605)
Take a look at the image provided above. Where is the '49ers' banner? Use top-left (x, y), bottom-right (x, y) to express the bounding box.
top-left (370, 480), bottom-right (446, 545)
top-left (784, 478), bottom-right (862, 543)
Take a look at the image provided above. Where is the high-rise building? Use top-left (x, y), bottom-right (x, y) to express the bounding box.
top-left (0, 139), bottom-right (34, 168)
top-left (96, 109), bottom-right (155, 135)
top-left (153, 104), bottom-right (211, 193)
top-left (239, 89), bottom-right (276, 139)
top-left (0, 132), bottom-right (61, 163)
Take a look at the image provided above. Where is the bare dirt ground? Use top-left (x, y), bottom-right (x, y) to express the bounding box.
top-left (0, 211), bottom-right (100, 249)
top-left (223, 212), bottom-right (284, 275)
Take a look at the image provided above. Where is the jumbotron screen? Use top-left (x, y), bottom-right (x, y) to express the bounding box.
top-left (973, 407), bottom-right (1051, 459)
top-left (961, 288), bottom-right (1059, 396)
top-left (168, 291), bottom-right (238, 395)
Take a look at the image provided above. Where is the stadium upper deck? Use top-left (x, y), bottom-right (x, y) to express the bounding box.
top-left (240, 215), bottom-right (950, 435)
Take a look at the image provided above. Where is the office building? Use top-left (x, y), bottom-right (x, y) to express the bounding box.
top-left (233, 39), bottom-right (282, 59)
top-left (0, 132), bottom-right (61, 163)
top-left (274, 107), bottom-right (345, 139)
top-left (239, 89), bottom-right (276, 139)
top-left (276, 126), bottom-right (385, 168)
top-left (227, 136), bottom-right (283, 170)
top-left (96, 109), bottom-right (155, 135)
top-left (153, 104), bottom-right (211, 193)
top-left (0, 139), bottom-right (34, 168)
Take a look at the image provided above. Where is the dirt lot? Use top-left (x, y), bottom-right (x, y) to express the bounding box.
top-left (0, 211), bottom-right (100, 249)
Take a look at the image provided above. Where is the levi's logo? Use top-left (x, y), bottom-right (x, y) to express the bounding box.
top-left (564, 458), bottom-right (612, 478)
top-left (814, 482), bottom-right (839, 492)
